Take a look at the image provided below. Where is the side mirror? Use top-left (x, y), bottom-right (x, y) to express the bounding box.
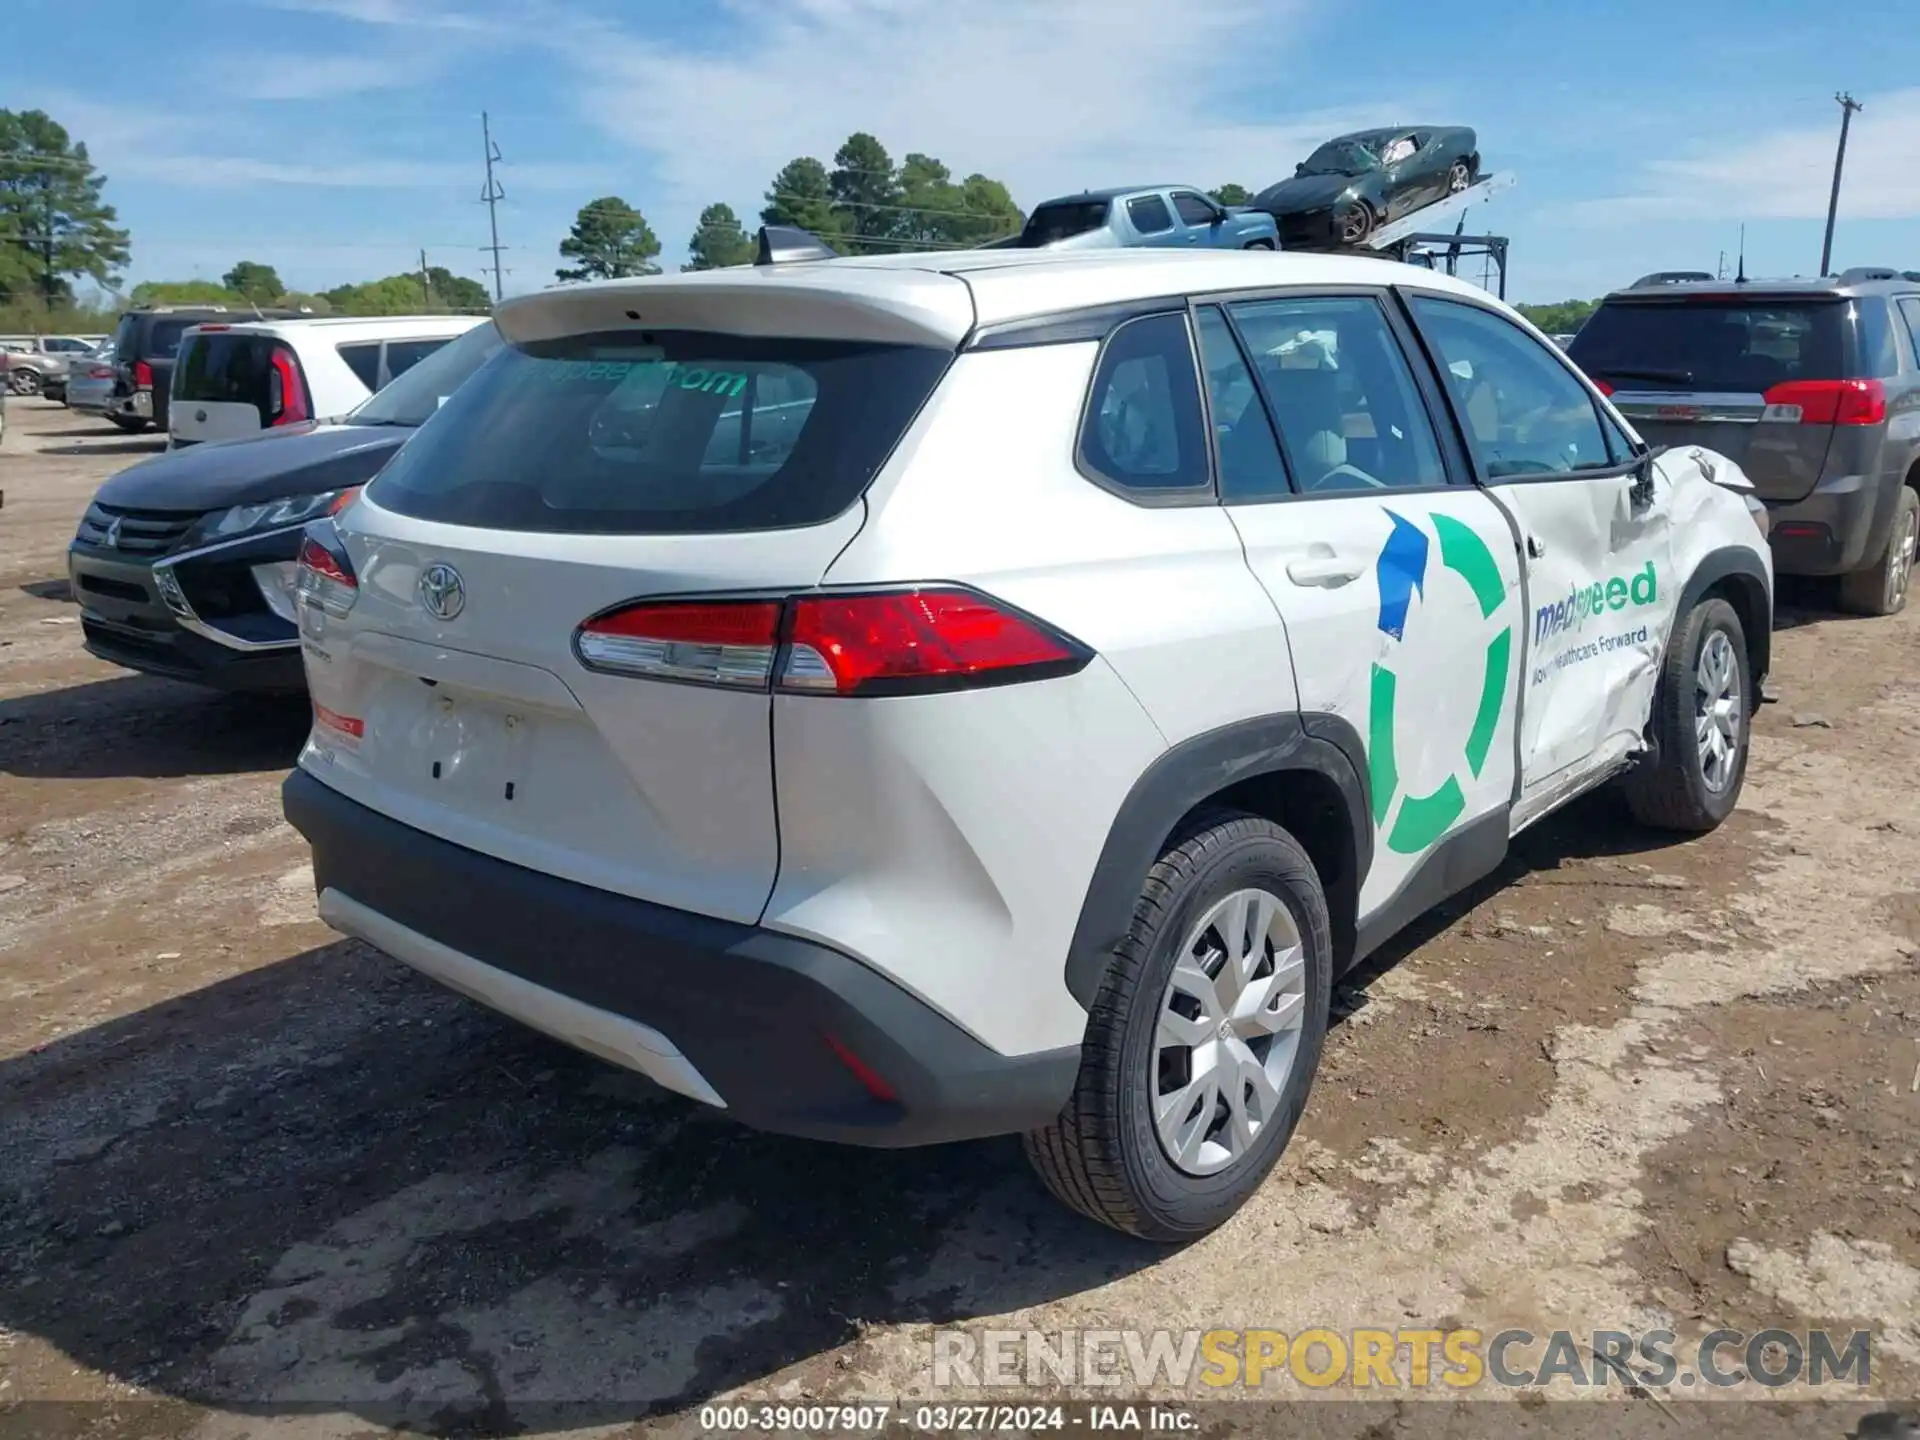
top-left (1630, 445), bottom-right (1662, 509)
top-left (1294, 163), bottom-right (1308, 177)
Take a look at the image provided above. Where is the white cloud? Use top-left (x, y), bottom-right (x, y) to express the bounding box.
top-left (534, 0), bottom-right (1416, 236)
top-left (224, 51), bottom-right (443, 101)
top-left (1562, 87), bottom-right (1920, 226)
top-left (260, 0), bottom-right (502, 32)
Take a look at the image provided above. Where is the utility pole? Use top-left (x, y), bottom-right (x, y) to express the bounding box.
top-left (480, 112), bottom-right (507, 302)
top-left (1717, 250), bottom-right (1727, 280)
top-left (1820, 92), bottom-right (1863, 277)
top-left (419, 248), bottom-right (433, 309)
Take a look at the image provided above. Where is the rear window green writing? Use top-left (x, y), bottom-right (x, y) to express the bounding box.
top-left (538, 358), bottom-right (749, 397)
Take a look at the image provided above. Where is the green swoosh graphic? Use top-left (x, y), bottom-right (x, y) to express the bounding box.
top-left (1388, 775), bottom-right (1466, 854)
top-left (1369, 663), bottom-right (1397, 826)
top-left (1464, 627), bottom-right (1511, 778)
top-left (1431, 511), bottom-right (1506, 619)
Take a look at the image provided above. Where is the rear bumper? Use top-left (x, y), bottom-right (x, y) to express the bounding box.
top-left (1765, 470), bottom-right (1897, 576)
top-left (281, 768), bottom-right (1081, 1147)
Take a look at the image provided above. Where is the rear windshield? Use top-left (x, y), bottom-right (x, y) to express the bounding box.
top-left (1017, 201), bottom-right (1110, 246)
top-left (1569, 299), bottom-right (1852, 392)
top-left (347, 321), bottom-right (502, 428)
top-left (368, 330), bottom-right (949, 534)
top-left (173, 332), bottom-right (274, 404)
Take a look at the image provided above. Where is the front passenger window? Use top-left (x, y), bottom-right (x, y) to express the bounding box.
top-left (1407, 296), bottom-right (1612, 478)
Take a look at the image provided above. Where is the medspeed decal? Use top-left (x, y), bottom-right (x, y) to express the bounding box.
top-left (1534, 562), bottom-right (1657, 644)
top-left (1368, 510), bottom-right (1512, 857)
top-left (1529, 562), bottom-right (1660, 687)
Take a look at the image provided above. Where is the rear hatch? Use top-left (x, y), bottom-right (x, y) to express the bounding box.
top-left (299, 297), bottom-right (961, 923)
top-left (114, 314), bottom-right (202, 414)
top-left (169, 327), bottom-right (306, 444)
top-left (1568, 293), bottom-right (1865, 503)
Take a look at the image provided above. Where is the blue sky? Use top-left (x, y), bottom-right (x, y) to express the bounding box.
top-left (7, 0), bottom-right (1920, 303)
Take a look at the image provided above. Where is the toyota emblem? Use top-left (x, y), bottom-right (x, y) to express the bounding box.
top-left (418, 563), bottom-right (466, 621)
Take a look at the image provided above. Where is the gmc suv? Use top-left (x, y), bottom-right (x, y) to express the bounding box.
top-left (1568, 267), bottom-right (1920, 615)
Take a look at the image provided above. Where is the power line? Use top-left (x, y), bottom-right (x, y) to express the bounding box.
top-left (480, 111), bottom-right (507, 302)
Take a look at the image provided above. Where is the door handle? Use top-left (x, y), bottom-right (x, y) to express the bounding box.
top-left (1286, 553), bottom-right (1365, 586)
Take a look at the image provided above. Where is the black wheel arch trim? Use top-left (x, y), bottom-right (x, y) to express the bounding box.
top-left (1063, 711), bottom-right (1371, 1009)
top-left (1676, 545), bottom-right (1773, 697)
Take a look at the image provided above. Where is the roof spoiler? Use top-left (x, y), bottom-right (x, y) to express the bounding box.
top-left (754, 225), bottom-right (837, 266)
top-left (1629, 270), bottom-right (1716, 288)
top-left (1836, 266), bottom-right (1919, 283)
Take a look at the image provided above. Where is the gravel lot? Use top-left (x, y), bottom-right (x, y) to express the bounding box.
top-left (1, 400), bottom-right (1917, 1439)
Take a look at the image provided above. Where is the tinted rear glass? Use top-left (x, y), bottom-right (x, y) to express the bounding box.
top-left (347, 321), bottom-right (502, 428)
top-left (144, 319), bottom-right (196, 361)
top-left (1569, 299), bottom-right (1852, 391)
top-left (369, 330), bottom-right (949, 534)
top-left (1019, 201), bottom-right (1109, 245)
top-left (173, 333), bottom-right (274, 404)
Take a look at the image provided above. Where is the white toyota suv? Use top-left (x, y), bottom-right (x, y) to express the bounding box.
top-left (282, 241), bottom-right (1772, 1240)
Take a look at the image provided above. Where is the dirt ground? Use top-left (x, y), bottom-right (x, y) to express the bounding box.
top-left (1, 399), bottom-right (1916, 1439)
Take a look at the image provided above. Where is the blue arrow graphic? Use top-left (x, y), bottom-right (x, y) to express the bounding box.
top-left (1375, 509), bottom-right (1429, 640)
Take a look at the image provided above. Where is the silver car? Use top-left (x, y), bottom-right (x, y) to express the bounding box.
top-left (64, 343), bottom-right (119, 416)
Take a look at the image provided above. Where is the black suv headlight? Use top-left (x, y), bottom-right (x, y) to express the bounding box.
top-left (197, 487), bottom-right (360, 544)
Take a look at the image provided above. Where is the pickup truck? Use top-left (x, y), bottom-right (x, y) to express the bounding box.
top-left (1000, 186), bottom-right (1279, 251)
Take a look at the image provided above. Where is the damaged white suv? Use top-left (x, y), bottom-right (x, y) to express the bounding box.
top-left (283, 241), bottom-right (1772, 1240)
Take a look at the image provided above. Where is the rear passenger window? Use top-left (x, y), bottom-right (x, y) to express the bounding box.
top-left (1228, 295), bottom-right (1448, 493)
top-left (383, 337), bottom-right (452, 381)
top-left (1171, 192), bottom-right (1216, 226)
top-left (1127, 195), bottom-right (1174, 235)
top-left (1195, 307), bottom-right (1289, 501)
top-left (1078, 313), bottom-right (1210, 493)
top-left (1899, 298), bottom-right (1920, 367)
top-left (337, 343), bottom-right (382, 390)
top-left (1856, 299), bottom-right (1899, 378)
top-left (1408, 296), bottom-right (1611, 479)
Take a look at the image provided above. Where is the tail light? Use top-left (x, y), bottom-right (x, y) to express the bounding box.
top-left (267, 344), bottom-right (310, 427)
top-left (1591, 379), bottom-right (1615, 397)
top-left (132, 359), bottom-right (154, 390)
top-left (89, 365), bottom-right (114, 379)
top-left (1761, 378), bottom-right (1886, 426)
top-left (575, 587), bottom-right (1092, 696)
top-left (295, 526), bottom-right (357, 616)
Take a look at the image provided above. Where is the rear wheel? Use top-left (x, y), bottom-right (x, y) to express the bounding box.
top-left (1837, 485), bottom-right (1917, 617)
top-left (1624, 597), bottom-right (1751, 832)
top-left (1242, 239), bottom-right (1275, 250)
top-left (107, 414), bottom-right (149, 433)
top-left (1024, 811), bottom-right (1331, 1241)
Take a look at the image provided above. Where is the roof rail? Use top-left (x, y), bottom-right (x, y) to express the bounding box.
top-left (1630, 270), bottom-right (1716, 288)
top-left (754, 225), bottom-right (836, 266)
top-left (1837, 266), bottom-right (1906, 283)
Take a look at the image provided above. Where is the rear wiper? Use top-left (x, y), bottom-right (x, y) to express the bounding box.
top-left (1597, 367), bottom-right (1693, 385)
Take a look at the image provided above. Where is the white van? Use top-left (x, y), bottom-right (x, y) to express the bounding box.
top-left (168, 315), bottom-right (484, 448)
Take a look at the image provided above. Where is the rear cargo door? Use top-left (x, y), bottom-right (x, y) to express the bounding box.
top-left (1568, 295), bottom-right (1854, 503)
top-left (170, 330), bottom-right (278, 443)
top-left (300, 326), bottom-right (954, 924)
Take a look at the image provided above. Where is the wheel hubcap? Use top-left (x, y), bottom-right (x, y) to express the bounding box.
top-left (1449, 165), bottom-right (1469, 192)
top-left (1887, 507), bottom-right (1916, 612)
top-left (1694, 629), bottom-right (1742, 793)
top-left (1152, 888), bottom-right (1307, 1177)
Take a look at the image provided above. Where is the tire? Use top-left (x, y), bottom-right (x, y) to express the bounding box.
top-left (1624, 597), bottom-right (1751, 832)
top-left (1447, 160), bottom-right (1473, 194)
top-left (1242, 239), bottom-right (1275, 250)
top-left (107, 414), bottom-right (148, 433)
top-left (1338, 202), bottom-right (1374, 246)
top-left (11, 368), bottom-right (42, 397)
top-left (1837, 485), bottom-right (1917, 618)
top-left (1025, 810), bottom-right (1332, 1241)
